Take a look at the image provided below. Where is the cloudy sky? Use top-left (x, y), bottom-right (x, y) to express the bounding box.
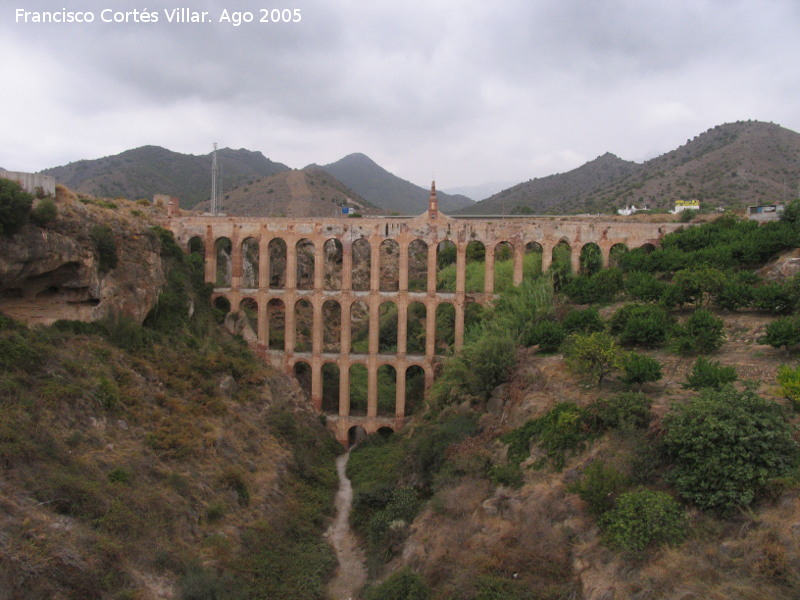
top-left (2, 0), bottom-right (799, 189)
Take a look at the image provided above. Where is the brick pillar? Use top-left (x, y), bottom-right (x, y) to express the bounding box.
top-left (310, 357), bottom-right (322, 410)
top-left (205, 225), bottom-right (216, 285)
top-left (399, 241), bottom-right (409, 292)
top-left (484, 244), bottom-right (495, 294)
top-left (397, 297), bottom-right (408, 355)
top-left (427, 241), bottom-right (438, 294)
top-left (571, 246), bottom-right (581, 275)
top-left (342, 241), bottom-right (353, 291)
top-left (454, 299), bottom-right (465, 351)
top-left (231, 226), bottom-right (242, 289)
top-left (368, 295), bottom-right (380, 355)
top-left (339, 358), bottom-right (350, 416)
top-left (541, 244), bottom-right (553, 272)
top-left (285, 294), bottom-right (296, 353)
top-left (312, 298), bottom-right (323, 354)
top-left (455, 242), bottom-right (466, 295)
top-left (340, 296), bottom-right (352, 355)
top-left (257, 293), bottom-right (268, 345)
top-left (600, 243), bottom-right (611, 268)
top-left (286, 238), bottom-right (297, 290)
top-left (314, 242), bottom-right (324, 290)
top-left (395, 363), bottom-right (406, 418)
top-left (259, 226), bottom-right (269, 289)
top-left (513, 242), bottom-right (524, 286)
top-left (367, 357), bottom-right (378, 417)
top-left (370, 240), bottom-right (380, 292)
top-left (425, 298), bottom-right (436, 357)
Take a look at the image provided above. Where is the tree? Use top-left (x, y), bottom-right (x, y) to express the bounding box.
top-left (0, 178), bottom-right (33, 235)
top-left (683, 357), bottom-right (737, 390)
top-left (622, 353), bottom-right (662, 389)
top-left (565, 331), bottom-right (624, 387)
top-left (761, 315), bottom-right (800, 351)
top-left (673, 309), bottom-right (725, 354)
top-left (661, 387), bottom-right (800, 513)
top-left (600, 489), bottom-right (687, 553)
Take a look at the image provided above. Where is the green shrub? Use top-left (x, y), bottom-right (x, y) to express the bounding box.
top-left (600, 489), bottom-right (687, 553)
top-left (683, 357), bottom-right (737, 390)
top-left (364, 568), bottom-right (430, 600)
top-left (584, 392), bottom-right (652, 431)
top-left (752, 281), bottom-right (797, 314)
top-left (488, 463), bottom-right (524, 488)
top-left (90, 224), bottom-right (118, 272)
top-left (0, 177), bottom-right (33, 235)
top-left (623, 271), bottom-right (669, 303)
top-left (761, 315), bottom-right (800, 351)
top-left (503, 402), bottom-right (586, 470)
top-left (178, 564), bottom-right (245, 600)
top-left (621, 353), bottom-right (662, 388)
top-left (108, 467), bottom-right (131, 484)
top-left (528, 319), bottom-right (566, 352)
top-left (562, 307), bottom-right (605, 334)
top-left (611, 304), bottom-right (673, 348)
top-left (568, 461), bottom-right (630, 516)
top-left (30, 198), bottom-right (57, 226)
top-left (565, 331), bottom-right (624, 387)
top-left (661, 387), bottom-right (800, 512)
top-left (673, 309), bottom-right (725, 354)
top-left (776, 364), bottom-right (800, 409)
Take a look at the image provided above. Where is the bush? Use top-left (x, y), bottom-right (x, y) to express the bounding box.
top-left (673, 309), bottom-right (725, 354)
top-left (503, 402), bottom-right (587, 469)
top-left (364, 568), bottom-right (430, 600)
top-left (683, 356), bottom-right (737, 390)
top-left (752, 281), bottom-right (798, 314)
top-left (584, 392), bottom-right (652, 431)
top-left (0, 177), bottom-right (33, 235)
top-left (528, 319), bottom-right (566, 352)
top-left (661, 387), bottom-right (800, 512)
top-left (610, 304), bottom-right (673, 348)
top-left (622, 353), bottom-right (662, 388)
top-left (565, 331), bottom-right (624, 387)
top-left (90, 225), bottom-right (118, 272)
top-left (761, 316), bottom-right (800, 351)
top-left (600, 489), bottom-right (687, 553)
top-left (568, 460), bottom-right (630, 516)
top-left (776, 364), bottom-right (800, 409)
top-left (624, 271), bottom-right (669, 303)
top-left (30, 198), bottom-right (57, 226)
top-left (562, 307), bottom-right (605, 334)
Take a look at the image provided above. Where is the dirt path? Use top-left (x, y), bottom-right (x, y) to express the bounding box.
top-left (325, 451), bottom-right (367, 600)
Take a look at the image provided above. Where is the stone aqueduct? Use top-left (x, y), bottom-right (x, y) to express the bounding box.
top-left (166, 188), bottom-right (679, 444)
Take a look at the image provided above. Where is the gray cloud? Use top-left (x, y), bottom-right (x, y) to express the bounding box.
top-left (2, 0), bottom-right (799, 186)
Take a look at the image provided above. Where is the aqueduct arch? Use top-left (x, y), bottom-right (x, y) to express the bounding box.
top-left (167, 185), bottom-right (678, 444)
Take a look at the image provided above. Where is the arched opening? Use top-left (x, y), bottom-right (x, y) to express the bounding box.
top-left (379, 240), bottom-right (400, 292)
top-left (550, 239), bottom-right (572, 290)
top-left (435, 302), bottom-right (455, 355)
top-left (406, 302), bottom-right (426, 355)
top-left (437, 240), bottom-right (457, 292)
top-left (639, 243), bottom-right (657, 253)
top-left (349, 364), bottom-right (368, 416)
top-left (215, 237), bottom-right (232, 287)
top-left (377, 364), bottom-right (397, 416)
top-left (579, 243), bottom-right (602, 276)
top-left (241, 237), bottom-right (259, 288)
top-left (348, 425), bottom-right (367, 447)
top-left (213, 296), bottom-right (231, 324)
top-left (493, 241), bottom-right (515, 293)
top-left (609, 243), bottom-right (629, 268)
top-left (322, 300), bottom-right (341, 353)
top-left (188, 236), bottom-right (204, 256)
top-left (323, 239), bottom-right (343, 291)
top-left (405, 365), bottom-right (425, 416)
top-left (293, 361), bottom-right (312, 399)
top-left (296, 238), bottom-right (315, 290)
top-left (465, 240), bottom-right (485, 293)
top-left (377, 427), bottom-right (394, 438)
top-left (321, 362), bottom-right (340, 414)
top-left (524, 241), bottom-right (543, 280)
top-left (408, 240), bottom-right (428, 292)
top-left (350, 300), bottom-right (369, 354)
top-left (378, 301), bottom-right (397, 354)
top-left (238, 298), bottom-right (258, 342)
top-left (294, 299), bottom-right (313, 352)
top-left (352, 238), bottom-right (370, 292)
top-left (267, 299), bottom-right (285, 350)
top-left (268, 238), bottom-right (287, 289)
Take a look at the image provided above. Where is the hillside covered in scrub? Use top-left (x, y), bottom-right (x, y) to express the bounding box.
top-left (0, 178), bottom-right (342, 599)
top-left (347, 205), bottom-right (800, 600)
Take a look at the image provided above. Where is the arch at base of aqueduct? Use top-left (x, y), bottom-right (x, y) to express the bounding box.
top-left (166, 186), bottom-right (678, 445)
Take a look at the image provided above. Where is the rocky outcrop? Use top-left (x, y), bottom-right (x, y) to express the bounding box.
top-left (0, 197), bottom-right (166, 325)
